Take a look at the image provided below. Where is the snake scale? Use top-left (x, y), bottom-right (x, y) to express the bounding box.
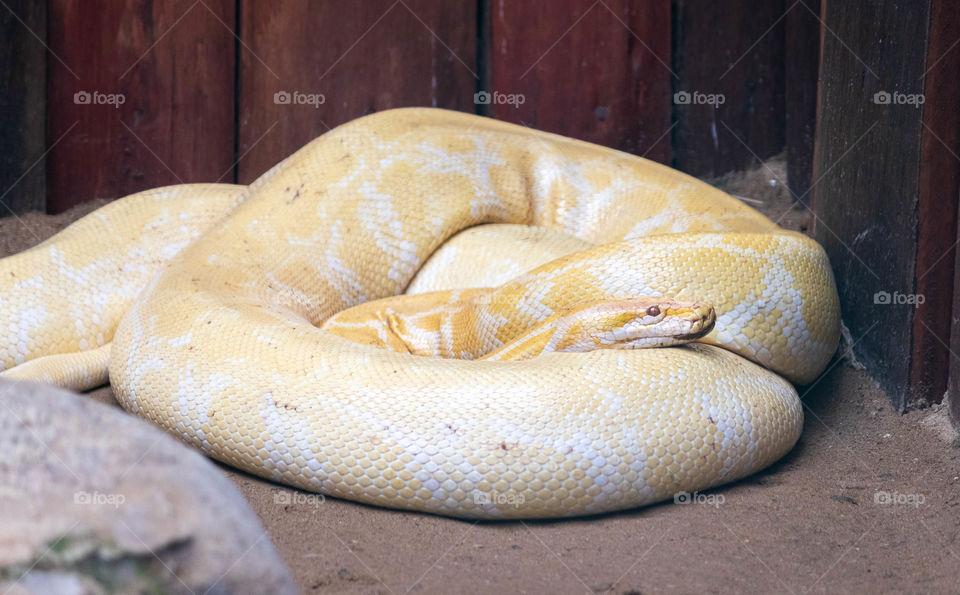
top-left (0, 108), bottom-right (840, 519)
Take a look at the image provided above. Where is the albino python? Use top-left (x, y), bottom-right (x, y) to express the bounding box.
top-left (0, 108), bottom-right (840, 519)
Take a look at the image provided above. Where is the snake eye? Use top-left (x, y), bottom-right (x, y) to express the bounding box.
top-left (646, 305), bottom-right (661, 317)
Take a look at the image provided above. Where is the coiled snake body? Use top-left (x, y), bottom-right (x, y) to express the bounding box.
top-left (0, 109), bottom-right (840, 519)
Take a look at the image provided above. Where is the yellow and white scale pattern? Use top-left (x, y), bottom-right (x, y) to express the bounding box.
top-left (0, 108), bottom-right (840, 519)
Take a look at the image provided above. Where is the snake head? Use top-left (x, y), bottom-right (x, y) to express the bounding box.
top-left (554, 298), bottom-right (717, 352)
top-left (481, 298), bottom-right (717, 361)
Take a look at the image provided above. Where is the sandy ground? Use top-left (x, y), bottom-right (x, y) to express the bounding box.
top-left (2, 158), bottom-right (959, 594)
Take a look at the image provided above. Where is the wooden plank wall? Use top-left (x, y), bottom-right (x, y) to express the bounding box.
top-left (46, 0), bottom-right (236, 212)
top-left (671, 0), bottom-right (786, 179)
top-left (488, 0), bottom-right (672, 163)
top-left (0, 1), bottom-right (817, 214)
top-left (0, 0), bottom-right (47, 214)
top-left (237, 0), bottom-right (478, 183)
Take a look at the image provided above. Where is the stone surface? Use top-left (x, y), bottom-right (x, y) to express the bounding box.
top-left (0, 379), bottom-right (296, 595)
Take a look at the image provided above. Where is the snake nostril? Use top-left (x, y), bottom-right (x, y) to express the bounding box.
top-left (646, 306), bottom-right (660, 317)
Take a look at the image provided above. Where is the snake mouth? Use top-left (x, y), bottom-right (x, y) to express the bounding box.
top-left (673, 304), bottom-right (716, 340)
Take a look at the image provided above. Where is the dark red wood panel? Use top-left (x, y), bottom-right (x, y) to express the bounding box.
top-left (915, 0), bottom-right (960, 408)
top-left (488, 0), bottom-right (671, 163)
top-left (237, 0), bottom-right (478, 184)
top-left (672, 0), bottom-right (786, 178)
top-left (0, 0), bottom-right (46, 214)
top-left (784, 0), bottom-right (821, 204)
top-left (917, 0), bottom-right (960, 421)
top-left (47, 0), bottom-right (236, 212)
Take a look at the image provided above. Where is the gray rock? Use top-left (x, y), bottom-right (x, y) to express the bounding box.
top-left (0, 379), bottom-right (296, 595)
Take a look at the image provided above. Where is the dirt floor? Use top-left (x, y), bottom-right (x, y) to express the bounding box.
top-left (2, 157), bottom-right (959, 593)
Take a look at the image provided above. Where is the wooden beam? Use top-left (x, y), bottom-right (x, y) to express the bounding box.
top-left (672, 0), bottom-right (786, 178)
top-left (916, 0), bottom-right (960, 411)
top-left (488, 0), bottom-right (672, 163)
top-left (47, 0), bottom-right (236, 213)
top-left (815, 0), bottom-right (960, 410)
top-left (0, 0), bottom-right (46, 214)
top-left (928, 0), bottom-right (960, 427)
top-left (814, 0), bottom-right (925, 409)
top-left (237, 0), bottom-right (478, 184)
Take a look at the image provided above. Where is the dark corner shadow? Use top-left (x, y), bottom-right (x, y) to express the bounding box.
top-left (750, 356), bottom-right (857, 476)
top-left (796, 353), bottom-right (850, 416)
